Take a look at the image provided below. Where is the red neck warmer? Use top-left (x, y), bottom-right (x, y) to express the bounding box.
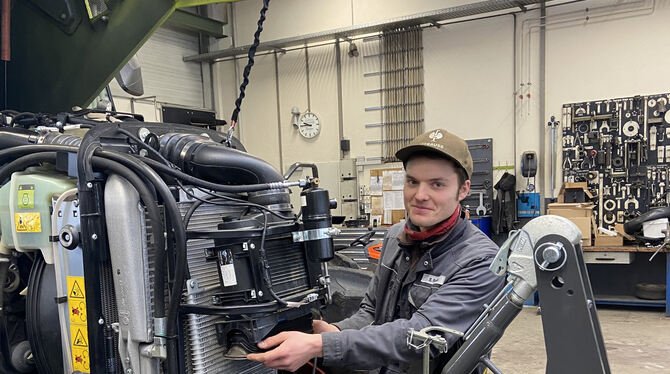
top-left (404, 206), bottom-right (461, 241)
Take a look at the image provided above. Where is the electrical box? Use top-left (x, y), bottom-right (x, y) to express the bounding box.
top-left (339, 159), bottom-right (356, 179)
top-left (518, 192), bottom-right (540, 218)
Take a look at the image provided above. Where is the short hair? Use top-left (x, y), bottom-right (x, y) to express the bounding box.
top-left (403, 150), bottom-right (469, 190)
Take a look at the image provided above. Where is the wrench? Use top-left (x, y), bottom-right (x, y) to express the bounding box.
top-left (476, 192), bottom-right (486, 215)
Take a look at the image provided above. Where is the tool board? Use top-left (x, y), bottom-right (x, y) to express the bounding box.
top-left (561, 93), bottom-right (670, 229)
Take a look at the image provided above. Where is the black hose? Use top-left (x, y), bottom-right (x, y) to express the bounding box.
top-left (93, 158), bottom-right (166, 318)
top-left (93, 151), bottom-right (187, 373)
top-left (0, 152), bottom-right (57, 182)
top-left (257, 210), bottom-right (288, 307)
top-left (0, 144), bottom-right (77, 162)
top-left (0, 151), bottom-right (167, 319)
top-left (623, 207), bottom-right (670, 235)
top-left (230, 0), bottom-right (270, 125)
top-left (141, 157), bottom-right (283, 193)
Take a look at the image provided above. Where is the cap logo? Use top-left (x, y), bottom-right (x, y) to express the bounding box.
top-left (428, 130), bottom-right (443, 142)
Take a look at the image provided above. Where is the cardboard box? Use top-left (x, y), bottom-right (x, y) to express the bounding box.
top-left (557, 182), bottom-right (594, 203)
top-left (594, 234), bottom-right (623, 247)
top-left (547, 202), bottom-right (594, 246)
top-left (614, 223), bottom-right (635, 241)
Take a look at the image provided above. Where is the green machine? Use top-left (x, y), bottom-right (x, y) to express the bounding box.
top-left (1, 0), bottom-right (234, 113)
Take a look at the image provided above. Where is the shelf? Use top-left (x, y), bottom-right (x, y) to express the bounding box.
top-left (583, 246), bottom-right (670, 253)
top-left (594, 294), bottom-right (666, 308)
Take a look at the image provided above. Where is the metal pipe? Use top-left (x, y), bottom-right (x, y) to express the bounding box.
top-left (441, 292), bottom-right (524, 374)
top-left (274, 51), bottom-right (284, 172)
top-left (335, 40), bottom-right (345, 159)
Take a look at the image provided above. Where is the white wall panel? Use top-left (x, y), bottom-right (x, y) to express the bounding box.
top-left (110, 28), bottom-right (205, 110)
top-left (424, 16), bottom-right (515, 165)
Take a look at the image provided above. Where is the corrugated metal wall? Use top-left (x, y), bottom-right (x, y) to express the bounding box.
top-left (110, 27), bottom-right (205, 110)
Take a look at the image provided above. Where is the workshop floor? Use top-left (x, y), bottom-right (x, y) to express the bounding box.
top-left (491, 306), bottom-right (670, 373)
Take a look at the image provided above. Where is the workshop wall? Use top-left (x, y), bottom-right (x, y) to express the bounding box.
top-left (110, 27), bottom-right (207, 122)
top-left (544, 0), bottom-right (670, 197)
top-left (214, 0), bottom-right (670, 210)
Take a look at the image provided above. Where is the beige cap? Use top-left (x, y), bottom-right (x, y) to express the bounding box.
top-left (395, 129), bottom-right (473, 179)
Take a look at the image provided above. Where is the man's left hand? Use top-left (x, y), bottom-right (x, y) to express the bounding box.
top-left (246, 331), bottom-right (323, 372)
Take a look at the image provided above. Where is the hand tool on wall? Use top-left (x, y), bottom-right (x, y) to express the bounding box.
top-left (476, 192), bottom-right (486, 216)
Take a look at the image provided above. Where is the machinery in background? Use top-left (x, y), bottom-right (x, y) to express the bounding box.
top-left (518, 151), bottom-right (540, 218)
top-left (408, 215), bottom-right (611, 374)
top-left (0, 116), bottom-right (337, 374)
top-left (561, 93), bottom-right (670, 235)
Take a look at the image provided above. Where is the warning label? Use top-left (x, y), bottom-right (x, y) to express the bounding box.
top-left (17, 184), bottom-right (34, 209)
top-left (67, 277), bottom-right (87, 324)
top-left (68, 276), bottom-right (89, 373)
top-left (70, 325), bottom-right (90, 373)
top-left (72, 326), bottom-right (88, 347)
top-left (71, 346), bottom-right (90, 372)
top-left (70, 300), bottom-right (87, 324)
top-left (14, 212), bottom-right (41, 233)
top-left (69, 280), bottom-right (85, 299)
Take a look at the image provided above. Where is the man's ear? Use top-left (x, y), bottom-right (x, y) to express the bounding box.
top-left (458, 180), bottom-right (471, 201)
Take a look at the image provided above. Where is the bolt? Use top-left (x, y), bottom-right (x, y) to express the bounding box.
top-left (60, 13), bottom-right (67, 20)
top-left (188, 280), bottom-right (197, 288)
top-left (126, 369), bottom-right (133, 374)
top-left (250, 243), bottom-right (256, 249)
top-left (98, 318), bottom-right (105, 325)
top-left (258, 290), bottom-right (264, 297)
top-left (86, 182), bottom-right (93, 188)
top-left (91, 234), bottom-right (98, 240)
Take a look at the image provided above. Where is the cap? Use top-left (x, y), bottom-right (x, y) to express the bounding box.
top-left (395, 129), bottom-right (473, 179)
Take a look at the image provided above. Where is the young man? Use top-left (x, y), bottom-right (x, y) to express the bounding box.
top-left (248, 129), bottom-right (504, 373)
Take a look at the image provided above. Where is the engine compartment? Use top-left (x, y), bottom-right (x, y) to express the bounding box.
top-left (0, 112), bottom-right (336, 374)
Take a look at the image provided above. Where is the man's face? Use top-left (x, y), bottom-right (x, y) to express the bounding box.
top-left (403, 156), bottom-right (471, 231)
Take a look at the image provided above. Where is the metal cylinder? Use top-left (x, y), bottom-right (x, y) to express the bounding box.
top-left (442, 294), bottom-right (523, 374)
top-left (300, 187), bottom-right (334, 262)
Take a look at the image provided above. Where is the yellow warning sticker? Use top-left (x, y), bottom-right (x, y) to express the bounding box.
top-left (67, 277), bottom-right (86, 299)
top-left (17, 184), bottom-right (35, 209)
top-left (70, 325), bottom-right (90, 373)
top-left (67, 276), bottom-right (89, 373)
top-left (14, 212), bottom-right (41, 233)
top-left (69, 299), bottom-right (87, 325)
top-left (67, 277), bottom-right (87, 324)
top-left (72, 346), bottom-right (90, 372)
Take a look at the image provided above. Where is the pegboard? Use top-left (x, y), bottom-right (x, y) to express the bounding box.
top-left (462, 138), bottom-right (493, 218)
top-left (561, 93), bottom-right (670, 229)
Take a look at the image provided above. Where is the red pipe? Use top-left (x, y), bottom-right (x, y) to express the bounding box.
top-left (1, 0), bottom-right (10, 62)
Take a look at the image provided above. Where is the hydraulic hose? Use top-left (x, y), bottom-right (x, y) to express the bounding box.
top-left (142, 157), bottom-right (286, 193)
top-left (92, 150), bottom-right (187, 373)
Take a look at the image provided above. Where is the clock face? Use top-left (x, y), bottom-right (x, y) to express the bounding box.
top-left (298, 112), bottom-right (320, 139)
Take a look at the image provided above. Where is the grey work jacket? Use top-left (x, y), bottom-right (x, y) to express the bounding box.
top-left (321, 218), bottom-right (504, 373)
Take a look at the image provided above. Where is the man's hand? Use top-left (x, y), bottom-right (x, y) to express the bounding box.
top-left (313, 319), bottom-right (339, 334)
top-left (247, 331), bottom-right (323, 372)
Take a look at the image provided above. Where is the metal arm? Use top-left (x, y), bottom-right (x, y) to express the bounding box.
top-left (409, 215), bottom-right (611, 374)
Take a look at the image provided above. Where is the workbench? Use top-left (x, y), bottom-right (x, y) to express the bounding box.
top-left (583, 246), bottom-right (669, 316)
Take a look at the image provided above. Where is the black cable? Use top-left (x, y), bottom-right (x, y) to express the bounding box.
top-left (230, 0), bottom-right (270, 126)
top-left (141, 156), bottom-right (285, 193)
top-left (178, 182), bottom-right (296, 222)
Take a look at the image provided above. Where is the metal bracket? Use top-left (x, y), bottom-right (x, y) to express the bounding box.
top-left (292, 227), bottom-right (340, 243)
